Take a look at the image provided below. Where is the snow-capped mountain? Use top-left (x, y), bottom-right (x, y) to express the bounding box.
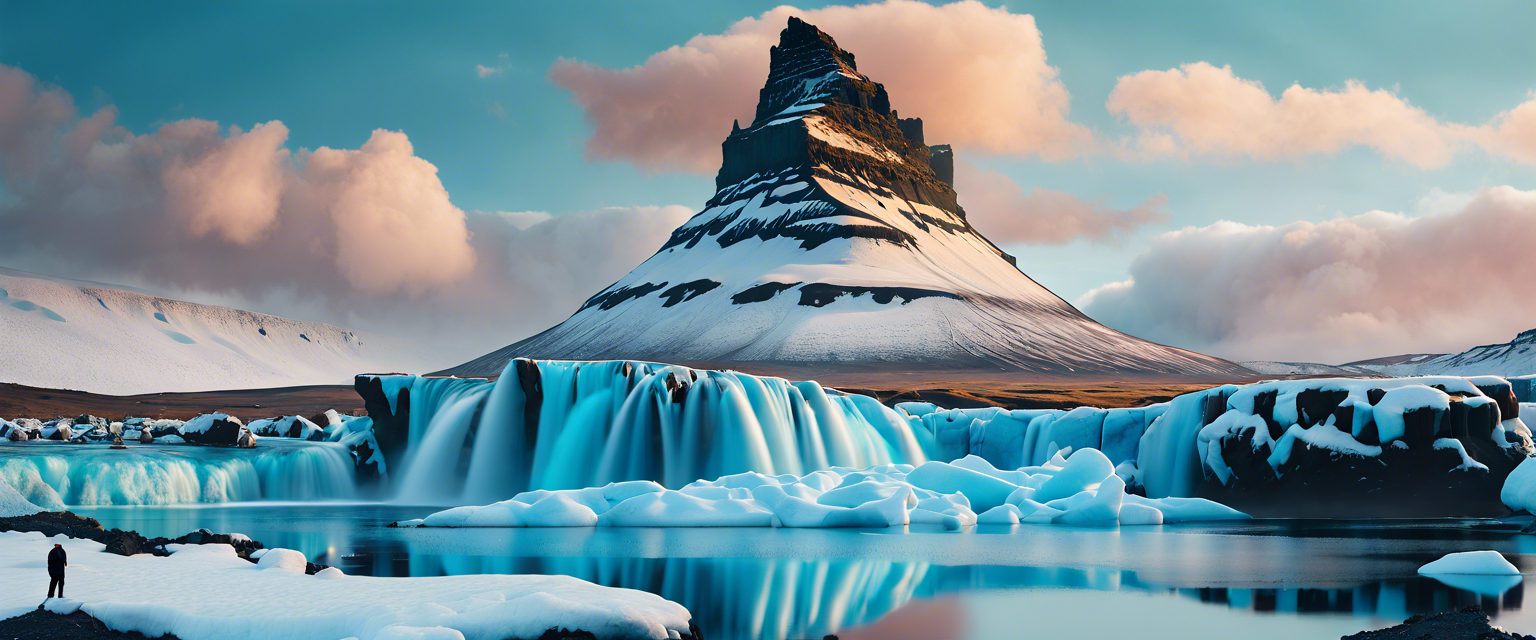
top-left (0, 267), bottom-right (446, 394)
top-left (1344, 329), bottom-right (1536, 378)
top-left (1237, 361), bottom-right (1383, 377)
top-left (446, 18), bottom-right (1247, 379)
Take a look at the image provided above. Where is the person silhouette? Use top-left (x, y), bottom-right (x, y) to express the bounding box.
top-left (46, 543), bottom-right (66, 599)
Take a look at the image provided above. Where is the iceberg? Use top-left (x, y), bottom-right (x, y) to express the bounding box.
top-left (409, 454), bottom-right (1249, 529)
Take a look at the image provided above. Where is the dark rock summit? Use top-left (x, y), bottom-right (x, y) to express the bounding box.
top-left (444, 17), bottom-right (1250, 380)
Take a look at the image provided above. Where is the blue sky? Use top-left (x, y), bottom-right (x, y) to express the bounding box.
top-left (1, 1), bottom-right (1533, 361)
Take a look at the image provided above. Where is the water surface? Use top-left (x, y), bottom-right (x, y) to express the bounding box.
top-left (73, 504), bottom-right (1536, 640)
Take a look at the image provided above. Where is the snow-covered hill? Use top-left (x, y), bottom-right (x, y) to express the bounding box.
top-left (0, 267), bottom-right (445, 394)
top-left (1345, 329), bottom-right (1536, 378)
top-left (1238, 361), bottom-right (1383, 377)
top-left (446, 18), bottom-right (1247, 379)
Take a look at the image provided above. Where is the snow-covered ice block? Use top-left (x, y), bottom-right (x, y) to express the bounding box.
top-left (976, 504), bottom-right (1023, 524)
top-left (1118, 502), bottom-right (1164, 526)
top-left (416, 459), bottom-right (1247, 530)
top-left (374, 627), bottom-right (465, 640)
top-left (1418, 550), bottom-right (1521, 576)
top-left (256, 548), bottom-right (308, 573)
top-left (598, 491), bottom-right (775, 527)
top-left (42, 598), bottom-right (83, 615)
top-left (1034, 448), bottom-right (1114, 503)
top-left (903, 461), bottom-right (1016, 512)
top-left (1502, 457), bottom-right (1536, 512)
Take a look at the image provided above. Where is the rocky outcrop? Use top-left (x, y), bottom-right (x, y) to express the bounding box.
top-left (1343, 606), bottom-right (1535, 640)
top-left (355, 375), bottom-right (411, 474)
top-left (178, 413), bottom-right (254, 447)
top-left (1193, 378), bottom-right (1534, 517)
top-left (0, 511), bottom-right (341, 576)
top-left (0, 608), bottom-right (182, 640)
top-left (0, 511), bottom-right (262, 559)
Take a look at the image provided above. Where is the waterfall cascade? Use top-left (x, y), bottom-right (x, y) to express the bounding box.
top-left (0, 439), bottom-right (358, 508)
top-left (366, 359), bottom-right (1166, 506)
top-left (368, 361), bottom-right (1532, 516)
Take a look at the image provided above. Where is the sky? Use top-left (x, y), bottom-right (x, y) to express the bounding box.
top-left (1, 0), bottom-right (1533, 365)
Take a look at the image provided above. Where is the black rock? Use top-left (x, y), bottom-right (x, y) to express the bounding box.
top-left (1342, 606), bottom-right (1535, 639)
top-left (0, 608), bottom-right (182, 639)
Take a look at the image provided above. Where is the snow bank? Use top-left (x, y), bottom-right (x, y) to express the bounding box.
top-left (1418, 550), bottom-right (1521, 576)
top-left (415, 453), bottom-right (1248, 529)
top-left (0, 266), bottom-right (444, 395)
top-left (0, 531), bottom-right (693, 640)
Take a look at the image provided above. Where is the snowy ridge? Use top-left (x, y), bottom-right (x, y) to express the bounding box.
top-left (1346, 328), bottom-right (1536, 378)
top-left (446, 18), bottom-right (1246, 378)
top-left (0, 267), bottom-right (445, 394)
top-left (1238, 360), bottom-right (1382, 377)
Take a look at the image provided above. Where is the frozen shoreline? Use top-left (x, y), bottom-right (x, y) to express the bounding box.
top-left (0, 525), bottom-right (697, 640)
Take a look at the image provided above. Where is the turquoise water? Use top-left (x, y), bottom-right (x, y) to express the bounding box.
top-left (73, 504), bottom-right (1536, 639)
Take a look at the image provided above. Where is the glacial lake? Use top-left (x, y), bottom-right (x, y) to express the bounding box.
top-left (73, 503), bottom-right (1536, 640)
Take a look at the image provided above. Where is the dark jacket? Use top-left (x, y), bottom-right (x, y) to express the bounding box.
top-left (47, 546), bottom-right (66, 574)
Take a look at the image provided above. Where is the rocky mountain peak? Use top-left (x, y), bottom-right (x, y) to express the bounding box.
top-left (717, 16), bottom-right (958, 218)
top-left (439, 18), bottom-right (1249, 380)
top-left (753, 16), bottom-right (880, 125)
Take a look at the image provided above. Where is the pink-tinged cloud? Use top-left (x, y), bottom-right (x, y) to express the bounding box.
top-left (956, 161), bottom-right (1167, 245)
top-left (1079, 186), bottom-right (1536, 363)
top-left (161, 120), bottom-right (290, 245)
top-left (303, 131), bottom-right (477, 294)
top-left (549, 0), bottom-right (1091, 174)
top-left (1107, 62), bottom-right (1471, 168)
top-left (1482, 93), bottom-right (1536, 164)
top-left (0, 64), bottom-right (696, 354)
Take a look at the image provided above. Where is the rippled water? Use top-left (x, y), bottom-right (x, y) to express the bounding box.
top-left (74, 504), bottom-right (1536, 639)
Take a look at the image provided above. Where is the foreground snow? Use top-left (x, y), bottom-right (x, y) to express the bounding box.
top-left (0, 531), bottom-right (693, 640)
top-left (412, 451), bottom-right (1249, 530)
top-left (0, 266), bottom-right (445, 394)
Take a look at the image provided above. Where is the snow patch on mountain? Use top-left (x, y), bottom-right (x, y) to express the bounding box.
top-left (1347, 329), bottom-right (1536, 378)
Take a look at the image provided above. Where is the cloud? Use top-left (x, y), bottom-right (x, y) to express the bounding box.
top-left (0, 63), bottom-right (689, 356)
top-left (475, 53), bottom-right (511, 78)
top-left (160, 120), bottom-right (290, 245)
top-left (305, 131), bottom-right (478, 294)
top-left (1078, 186), bottom-right (1536, 363)
top-left (1480, 92), bottom-right (1536, 164)
top-left (1107, 62), bottom-right (1471, 168)
top-left (1105, 62), bottom-right (1536, 168)
top-left (956, 161), bottom-right (1167, 245)
top-left (548, 0), bottom-right (1091, 173)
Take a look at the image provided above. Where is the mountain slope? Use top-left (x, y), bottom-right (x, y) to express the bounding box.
top-left (1344, 329), bottom-right (1536, 377)
top-left (0, 267), bottom-right (445, 394)
top-left (446, 18), bottom-right (1248, 379)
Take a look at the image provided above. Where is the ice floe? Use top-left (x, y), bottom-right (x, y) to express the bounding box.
top-left (413, 451), bottom-right (1249, 530)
